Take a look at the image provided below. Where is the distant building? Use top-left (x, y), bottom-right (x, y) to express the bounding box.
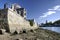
top-left (0, 3), bottom-right (38, 33)
top-left (46, 20), bottom-right (48, 24)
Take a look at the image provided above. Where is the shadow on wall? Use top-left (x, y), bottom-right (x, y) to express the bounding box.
top-left (0, 8), bottom-right (10, 33)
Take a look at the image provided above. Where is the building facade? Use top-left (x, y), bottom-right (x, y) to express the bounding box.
top-left (0, 3), bottom-right (38, 33)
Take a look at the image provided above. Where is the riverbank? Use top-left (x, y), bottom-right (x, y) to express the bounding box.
top-left (0, 28), bottom-right (60, 40)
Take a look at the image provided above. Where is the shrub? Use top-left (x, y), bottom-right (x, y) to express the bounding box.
top-left (22, 29), bottom-right (26, 33)
top-left (13, 30), bottom-right (18, 35)
top-left (30, 29), bottom-right (34, 32)
top-left (0, 30), bottom-right (3, 34)
top-left (19, 31), bottom-right (23, 34)
top-left (15, 39), bottom-right (19, 40)
top-left (29, 20), bottom-right (34, 26)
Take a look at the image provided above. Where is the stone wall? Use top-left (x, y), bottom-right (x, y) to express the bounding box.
top-left (0, 8), bottom-right (38, 33)
top-left (8, 8), bottom-right (31, 33)
top-left (0, 9), bottom-right (10, 32)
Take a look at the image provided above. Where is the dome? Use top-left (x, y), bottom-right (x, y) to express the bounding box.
top-left (14, 4), bottom-right (21, 9)
top-left (11, 3), bottom-right (21, 10)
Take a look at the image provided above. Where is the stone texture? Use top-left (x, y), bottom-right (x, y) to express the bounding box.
top-left (0, 8), bottom-right (38, 33)
top-left (0, 9), bottom-right (10, 32)
top-left (0, 4), bottom-right (38, 33)
top-left (8, 8), bottom-right (32, 33)
top-left (0, 28), bottom-right (60, 40)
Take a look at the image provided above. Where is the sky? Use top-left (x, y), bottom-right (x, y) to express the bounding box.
top-left (0, 0), bottom-right (60, 24)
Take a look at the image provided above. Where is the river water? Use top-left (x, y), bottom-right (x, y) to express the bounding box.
top-left (41, 27), bottom-right (60, 33)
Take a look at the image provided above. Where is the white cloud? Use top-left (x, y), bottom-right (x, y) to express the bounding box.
top-left (48, 5), bottom-right (60, 11)
top-left (40, 11), bottom-right (56, 18)
top-left (39, 5), bottom-right (60, 18)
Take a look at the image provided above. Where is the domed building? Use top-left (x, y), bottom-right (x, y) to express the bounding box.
top-left (0, 3), bottom-right (38, 33)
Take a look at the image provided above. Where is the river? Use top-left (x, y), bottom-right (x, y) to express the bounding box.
top-left (41, 27), bottom-right (60, 33)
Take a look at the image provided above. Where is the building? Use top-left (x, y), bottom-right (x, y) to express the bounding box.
top-left (0, 3), bottom-right (38, 33)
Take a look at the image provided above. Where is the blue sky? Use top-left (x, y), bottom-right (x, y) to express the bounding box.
top-left (0, 0), bottom-right (60, 24)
